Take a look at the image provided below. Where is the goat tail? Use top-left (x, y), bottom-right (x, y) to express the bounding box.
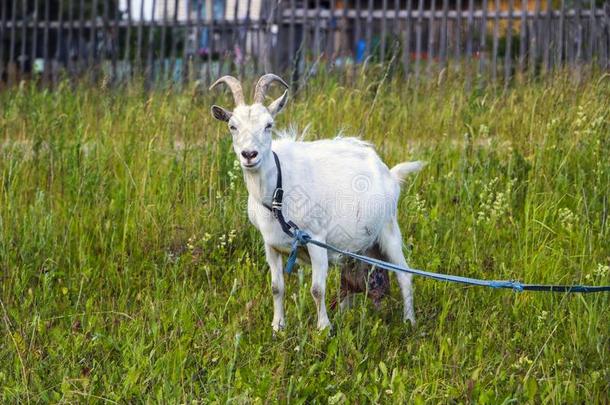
top-left (390, 161), bottom-right (426, 184)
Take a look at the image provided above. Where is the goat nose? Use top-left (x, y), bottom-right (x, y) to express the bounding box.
top-left (241, 150), bottom-right (258, 160)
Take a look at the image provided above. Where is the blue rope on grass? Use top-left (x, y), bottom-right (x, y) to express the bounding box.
top-left (285, 230), bottom-right (610, 293)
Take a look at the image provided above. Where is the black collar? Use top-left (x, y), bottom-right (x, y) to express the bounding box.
top-left (262, 151), bottom-right (299, 237)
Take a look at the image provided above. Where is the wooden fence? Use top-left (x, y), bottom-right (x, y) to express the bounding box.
top-left (1, 0), bottom-right (609, 88)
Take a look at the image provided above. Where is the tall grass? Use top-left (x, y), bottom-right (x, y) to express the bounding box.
top-left (0, 72), bottom-right (609, 402)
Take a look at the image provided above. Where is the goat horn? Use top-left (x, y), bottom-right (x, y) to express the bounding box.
top-left (253, 74), bottom-right (289, 104)
top-left (209, 76), bottom-right (245, 106)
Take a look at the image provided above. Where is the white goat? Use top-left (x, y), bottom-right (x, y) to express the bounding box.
top-left (210, 74), bottom-right (424, 331)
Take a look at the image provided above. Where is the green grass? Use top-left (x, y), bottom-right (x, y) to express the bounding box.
top-left (0, 71), bottom-right (609, 403)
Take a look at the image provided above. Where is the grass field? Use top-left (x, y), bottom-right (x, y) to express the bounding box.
top-left (0, 71), bottom-right (609, 403)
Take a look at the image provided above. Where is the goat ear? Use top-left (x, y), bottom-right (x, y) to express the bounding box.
top-left (267, 90), bottom-right (288, 116)
top-left (211, 105), bottom-right (232, 122)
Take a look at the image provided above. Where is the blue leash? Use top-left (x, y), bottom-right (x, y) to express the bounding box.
top-left (285, 230), bottom-right (610, 293)
top-left (267, 152), bottom-right (610, 294)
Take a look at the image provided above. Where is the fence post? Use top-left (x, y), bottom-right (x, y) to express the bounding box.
top-left (479, 0), bottom-right (488, 79)
top-left (354, 0), bottom-right (362, 65)
top-left (492, 0), bottom-right (500, 82)
top-left (182, 0), bottom-right (191, 83)
top-left (504, 0), bottom-right (514, 85)
top-left (103, 0), bottom-right (110, 81)
top-left (440, 0), bottom-right (449, 71)
top-left (89, 0), bottom-right (99, 81)
top-left (146, 0), bottom-right (158, 86)
top-left (519, 0), bottom-right (526, 76)
top-left (403, 0), bottom-right (412, 75)
top-left (602, 1), bottom-right (610, 69)
top-left (111, 0), bottom-right (120, 83)
top-left (169, 0), bottom-right (179, 82)
top-left (530, 0), bottom-right (541, 76)
top-left (8, 0), bottom-right (16, 85)
top-left (20, 0), bottom-right (28, 76)
top-left (366, 0), bottom-right (373, 59)
top-left (160, 0), bottom-right (168, 81)
top-left (575, 0), bottom-right (583, 65)
top-left (542, 0), bottom-right (552, 74)
top-left (67, 0), bottom-right (75, 75)
top-left (557, 0), bottom-right (565, 67)
top-left (0, 0), bottom-right (6, 85)
top-left (381, 0), bottom-right (388, 62)
top-left (455, 0), bottom-right (462, 64)
top-left (43, 0), bottom-right (51, 84)
top-left (427, 0), bottom-right (436, 76)
top-left (414, 0), bottom-right (424, 82)
top-left (136, 0), bottom-right (145, 75)
top-left (77, 0), bottom-right (85, 74)
top-left (588, 0), bottom-right (596, 63)
top-left (466, 0), bottom-right (474, 85)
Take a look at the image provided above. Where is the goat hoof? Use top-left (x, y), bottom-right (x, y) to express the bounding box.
top-left (272, 320), bottom-right (285, 335)
top-left (317, 319), bottom-right (332, 331)
top-left (403, 315), bottom-right (416, 327)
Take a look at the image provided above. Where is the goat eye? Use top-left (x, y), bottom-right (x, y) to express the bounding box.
top-left (265, 123), bottom-right (273, 130)
top-left (229, 125), bottom-right (237, 131)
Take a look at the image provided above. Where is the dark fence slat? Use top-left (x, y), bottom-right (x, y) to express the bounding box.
top-left (124, 0), bottom-right (132, 78)
top-left (103, 0), bottom-right (110, 81)
top-left (43, 0), bottom-right (51, 84)
top-left (8, 0), bottom-right (17, 85)
top-left (137, 0), bottom-right (145, 73)
top-left (588, 0), bottom-right (596, 62)
top-left (602, 2), bottom-right (610, 68)
top-left (393, 0), bottom-right (400, 38)
top-left (182, 0), bottom-right (191, 82)
top-left (427, 0), bottom-right (436, 75)
top-left (289, 0), bottom-right (295, 70)
top-left (89, 0), bottom-right (98, 76)
top-left (466, 0), bottom-right (474, 58)
top-left (231, 0), bottom-right (238, 78)
top-left (341, 0), bottom-right (349, 61)
top-left (314, 0), bottom-right (321, 60)
top-left (504, 0), bottom-right (514, 84)
top-left (169, 0), bottom-right (179, 81)
top-left (414, 0), bottom-right (424, 81)
top-left (354, 0), bottom-right (362, 64)
top-left (455, 0), bottom-right (462, 61)
top-left (160, 0), bottom-right (168, 81)
top-left (208, 0), bottom-right (216, 82)
top-left (519, 0), bottom-right (526, 74)
top-left (111, 0), bottom-right (120, 82)
top-left (78, 0), bottom-right (85, 73)
top-left (531, 0), bottom-right (541, 76)
top-left (327, 0), bottom-right (336, 59)
top-left (67, 0), bottom-right (75, 74)
top-left (492, 0), bottom-right (500, 82)
top-left (381, 0), bottom-right (388, 62)
top-left (146, 0), bottom-right (157, 85)
top-left (575, 0), bottom-right (583, 64)
top-left (403, 0), bottom-right (412, 74)
top-left (557, 0), bottom-right (565, 66)
top-left (440, 0), bottom-right (449, 69)
top-left (0, 0), bottom-right (6, 83)
top-left (479, 0), bottom-right (488, 77)
top-left (241, 0), bottom-right (252, 78)
top-left (20, 0), bottom-right (27, 75)
top-left (366, 0), bottom-right (373, 59)
top-left (542, 0), bottom-right (552, 73)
